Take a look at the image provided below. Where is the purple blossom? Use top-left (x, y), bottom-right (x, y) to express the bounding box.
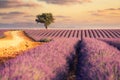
top-left (77, 38), bottom-right (120, 80)
top-left (0, 38), bottom-right (79, 80)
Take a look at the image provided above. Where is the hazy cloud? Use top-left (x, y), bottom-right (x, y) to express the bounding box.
top-left (0, 22), bottom-right (42, 29)
top-left (104, 8), bottom-right (120, 11)
top-left (0, 11), bottom-right (25, 16)
top-left (90, 8), bottom-right (120, 17)
top-left (54, 15), bottom-right (70, 18)
top-left (0, 11), bottom-right (25, 19)
top-left (38, 0), bottom-right (91, 5)
top-left (54, 15), bottom-right (72, 22)
top-left (0, 0), bottom-right (40, 8)
top-left (24, 15), bottom-right (35, 18)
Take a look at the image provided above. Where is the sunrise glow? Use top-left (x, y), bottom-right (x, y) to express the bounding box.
top-left (0, 0), bottom-right (120, 29)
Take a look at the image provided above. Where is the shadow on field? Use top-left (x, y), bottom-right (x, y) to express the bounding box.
top-left (52, 40), bottom-right (81, 80)
top-left (23, 31), bottom-right (36, 41)
top-left (100, 39), bottom-right (120, 50)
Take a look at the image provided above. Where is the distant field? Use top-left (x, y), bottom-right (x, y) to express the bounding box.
top-left (1, 29), bottom-right (120, 40)
top-left (25, 29), bottom-right (120, 41)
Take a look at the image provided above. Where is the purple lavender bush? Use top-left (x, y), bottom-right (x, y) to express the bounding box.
top-left (77, 38), bottom-right (120, 80)
top-left (0, 38), bottom-right (79, 80)
top-left (101, 38), bottom-right (120, 50)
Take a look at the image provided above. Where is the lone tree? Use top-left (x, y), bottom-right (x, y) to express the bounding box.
top-left (35, 13), bottom-right (54, 29)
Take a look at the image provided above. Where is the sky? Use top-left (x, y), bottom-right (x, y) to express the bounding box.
top-left (0, 0), bottom-right (120, 29)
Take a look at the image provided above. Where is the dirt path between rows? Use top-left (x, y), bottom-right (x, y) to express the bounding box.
top-left (0, 30), bottom-right (41, 62)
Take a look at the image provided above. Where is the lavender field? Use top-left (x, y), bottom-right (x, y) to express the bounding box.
top-left (24, 29), bottom-right (120, 40)
top-left (0, 29), bottom-right (120, 41)
top-left (0, 29), bottom-right (120, 80)
top-left (77, 38), bottom-right (120, 80)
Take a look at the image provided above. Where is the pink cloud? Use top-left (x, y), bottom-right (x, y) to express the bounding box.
top-left (90, 8), bottom-right (120, 17)
top-left (0, 0), bottom-right (40, 8)
top-left (38, 0), bottom-right (91, 4)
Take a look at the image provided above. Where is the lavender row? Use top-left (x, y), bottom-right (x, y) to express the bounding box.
top-left (77, 38), bottom-right (120, 80)
top-left (0, 38), bottom-right (79, 80)
top-left (101, 38), bottom-right (120, 50)
top-left (0, 30), bottom-right (8, 37)
top-left (24, 29), bottom-right (120, 40)
top-left (0, 29), bottom-right (120, 40)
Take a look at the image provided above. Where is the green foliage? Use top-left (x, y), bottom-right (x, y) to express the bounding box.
top-left (0, 36), bottom-right (5, 38)
top-left (35, 13), bottom-right (54, 29)
top-left (39, 38), bottom-right (52, 42)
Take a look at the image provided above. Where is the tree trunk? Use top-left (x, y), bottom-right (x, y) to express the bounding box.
top-left (45, 24), bottom-right (47, 29)
top-left (45, 26), bottom-right (47, 29)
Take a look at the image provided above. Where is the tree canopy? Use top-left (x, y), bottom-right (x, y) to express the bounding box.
top-left (35, 13), bottom-right (54, 29)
